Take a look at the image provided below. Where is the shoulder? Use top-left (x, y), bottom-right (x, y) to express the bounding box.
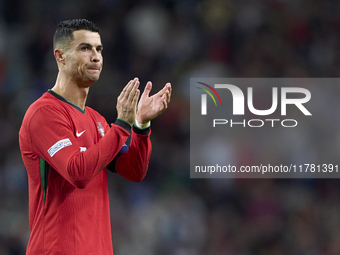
top-left (22, 92), bottom-right (69, 126)
top-left (29, 92), bottom-right (64, 110)
top-left (20, 92), bottom-right (63, 138)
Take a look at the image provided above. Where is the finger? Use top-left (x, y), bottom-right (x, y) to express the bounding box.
top-left (165, 83), bottom-right (171, 103)
top-left (127, 79), bottom-right (140, 102)
top-left (155, 82), bottom-right (171, 98)
top-left (120, 79), bottom-right (136, 99)
top-left (156, 83), bottom-right (171, 105)
top-left (165, 91), bottom-right (170, 105)
top-left (118, 80), bottom-right (132, 98)
top-left (126, 78), bottom-right (137, 93)
top-left (125, 79), bottom-right (135, 91)
top-left (160, 97), bottom-right (168, 112)
top-left (158, 93), bottom-right (168, 111)
top-left (132, 89), bottom-right (140, 107)
top-left (162, 92), bottom-right (169, 106)
top-left (141, 81), bottom-right (152, 99)
top-left (122, 78), bottom-right (136, 101)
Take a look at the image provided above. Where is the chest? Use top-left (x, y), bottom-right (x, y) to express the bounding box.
top-left (69, 110), bottom-right (106, 149)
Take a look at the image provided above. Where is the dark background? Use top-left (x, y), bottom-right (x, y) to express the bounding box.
top-left (1, 0), bottom-right (340, 254)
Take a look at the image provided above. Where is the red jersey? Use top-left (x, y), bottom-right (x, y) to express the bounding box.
top-left (19, 90), bottom-right (151, 255)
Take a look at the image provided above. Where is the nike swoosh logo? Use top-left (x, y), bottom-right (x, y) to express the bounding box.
top-left (76, 130), bottom-right (86, 137)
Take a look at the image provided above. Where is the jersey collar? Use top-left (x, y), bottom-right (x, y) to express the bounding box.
top-left (47, 89), bottom-right (85, 114)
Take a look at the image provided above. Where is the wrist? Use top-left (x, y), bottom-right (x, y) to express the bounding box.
top-left (117, 118), bottom-right (133, 127)
top-left (134, 118), bottom-right (150, 129)
top-left (136, 115), bottom-right (149, 125)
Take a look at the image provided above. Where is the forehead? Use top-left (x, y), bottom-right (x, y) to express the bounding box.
top-left (70, 30), bottom-right (102, 48)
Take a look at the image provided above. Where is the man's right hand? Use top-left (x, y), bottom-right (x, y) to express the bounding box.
top-left (116, 78), bottom-right (140, 126)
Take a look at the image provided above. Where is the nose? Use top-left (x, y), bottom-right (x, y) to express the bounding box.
top-left (91, 50), bottom-right (101, 63)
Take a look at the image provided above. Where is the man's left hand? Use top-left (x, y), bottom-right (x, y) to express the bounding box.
top-left (136, 82), bottom-right (172, 124)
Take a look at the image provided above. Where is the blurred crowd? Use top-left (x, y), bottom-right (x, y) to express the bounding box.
top-left (1, 0), bottom-right (340, 254)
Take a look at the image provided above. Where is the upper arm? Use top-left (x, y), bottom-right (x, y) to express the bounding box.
top-left (28, 106), bottom-right (82, 183)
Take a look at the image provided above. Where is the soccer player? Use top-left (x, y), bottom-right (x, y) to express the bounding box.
top-left (19, 19), bottom-right (171, 255)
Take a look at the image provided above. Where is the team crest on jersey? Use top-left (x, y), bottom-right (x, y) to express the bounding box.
top-left (97, 122), bottom-right (105, 137)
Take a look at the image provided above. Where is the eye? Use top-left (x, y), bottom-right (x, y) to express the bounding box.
top-left (81, 47), bottom-right (88, 51)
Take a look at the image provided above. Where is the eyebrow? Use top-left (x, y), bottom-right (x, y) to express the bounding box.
top-left (77, 42), bottom-right (103, 50)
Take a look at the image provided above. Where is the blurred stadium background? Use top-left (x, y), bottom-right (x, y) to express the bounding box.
top-left (1, 0), bottom-right (340, 254)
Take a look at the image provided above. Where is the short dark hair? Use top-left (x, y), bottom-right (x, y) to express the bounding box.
top-left (53, 19), bottom-right (100, 50)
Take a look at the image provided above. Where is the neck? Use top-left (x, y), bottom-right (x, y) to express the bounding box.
top-left (51, 72), bottom-right (92, 110)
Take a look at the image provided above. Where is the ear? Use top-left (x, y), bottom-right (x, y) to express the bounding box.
top-left (54, 49), bottom-right (65, 65)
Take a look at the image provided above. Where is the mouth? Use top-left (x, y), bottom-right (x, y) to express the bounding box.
top-left (87, 67), bottom-right (101, 74)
